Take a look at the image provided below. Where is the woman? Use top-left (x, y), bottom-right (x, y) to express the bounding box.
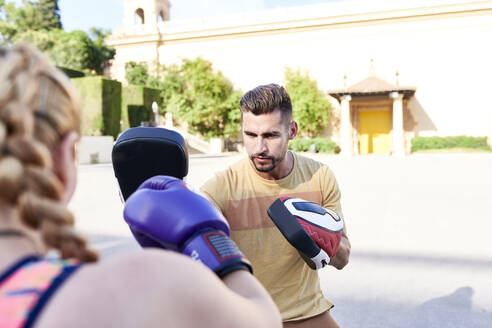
top-left (0, 44), bottom-right (281, 328)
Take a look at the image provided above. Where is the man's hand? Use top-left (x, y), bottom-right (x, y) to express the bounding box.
top-left (329, 230), bottom-right (351, 270)
top-left (124, 175), bottom-right (252, 277)
top-left (267, 197), bottom-right (344, 270)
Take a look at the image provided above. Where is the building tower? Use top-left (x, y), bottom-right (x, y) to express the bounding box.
top-left (123, 0), bottom-right (170, 28)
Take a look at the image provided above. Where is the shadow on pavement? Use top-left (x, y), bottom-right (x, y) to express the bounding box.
top-left (333, 287), bottom-right (492, 328)
top-left (330, 250), bottom-right (492, 328)
top-left (408, 287), bottom-right (492, 328)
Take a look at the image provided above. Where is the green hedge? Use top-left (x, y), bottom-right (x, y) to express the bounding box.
top-left (122, 85), bottom-right (161, 130)
top-left (127, 105), bottom-right (150, 127)
top-left (289, 138), bottom-right (340, 154)
top-left (71, 76), bottom-right (121, 139)
top-left (58, 66), bottom-right (85, 78)
top-left (411, 136), bottom-right (491, 152)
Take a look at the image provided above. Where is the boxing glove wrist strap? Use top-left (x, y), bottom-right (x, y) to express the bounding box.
top-left (182, 229), bottom-right (253, 278)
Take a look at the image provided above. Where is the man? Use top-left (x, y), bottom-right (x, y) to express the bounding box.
top-left (200, 84), bottom-right (351, 327)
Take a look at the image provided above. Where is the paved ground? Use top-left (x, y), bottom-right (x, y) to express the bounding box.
top-left (69, 153), bottom-right (492, 327)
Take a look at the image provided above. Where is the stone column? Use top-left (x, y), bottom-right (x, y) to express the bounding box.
top-left (390, 92), bottom-right (404, 156)
top-left (340, 95), bottom-right (352, 156)
top-left (165, 112), bottom-right (173, 129)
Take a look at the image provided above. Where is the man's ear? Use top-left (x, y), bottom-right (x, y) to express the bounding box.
top-left (53, 131), bottom-right (78, 205)
top-left (289, 121), bottom-right (298, 140)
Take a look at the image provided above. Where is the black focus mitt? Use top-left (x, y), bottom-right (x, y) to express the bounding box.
top-left (112, 127), bottom-right (188, 201)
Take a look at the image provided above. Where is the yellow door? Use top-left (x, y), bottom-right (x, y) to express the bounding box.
top-left (359, 110), bottom-right (391, 154)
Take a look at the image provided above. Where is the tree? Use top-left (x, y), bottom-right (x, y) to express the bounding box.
top-left (1, 0), bottom-right (61, 34)
top-left (164, 58), bottom-right (241, 138)
top-left (284, 68), bottom-right (331, 137)
top-left (0, 1), bottom-right (114, 74)
top-left (48, 30), bottom-right (96, 71)
top-left (124, 57), bottom-right (242, 138)
top-left (88, 27), bottom-right (115, 74)
top-left (12, 28), bottom-right (114, 74)
top-left (11, 29), bottom-right (55, 51)
top-left (222, 90), bottom-right (242, 138)
top-left (0, 1), bottom-right (22, 42)
top-left (38, 0), bottom-right (62, 30)
top-left (125, 61), bottom-right (149, 86)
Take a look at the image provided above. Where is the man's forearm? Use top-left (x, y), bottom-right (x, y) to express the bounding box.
top-left (330, 234), bottom-right (350, 269)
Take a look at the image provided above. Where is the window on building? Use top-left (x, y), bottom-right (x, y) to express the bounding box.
top-left (157, 9), bottom-right (165, 22)
top-left (135, 8), bottom-right (145, 25)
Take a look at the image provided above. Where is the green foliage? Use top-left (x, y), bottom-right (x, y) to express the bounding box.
top-left (140, 58), bottom-right (238, 138)
top-left (284, 68), bottom-right (331, 137)
top-left (58, 66), bottom-right (84, 78)
top-left (125, 61), bottom-right (149, 86)
top-left (0, 20), bottom-right (17, 42)
top-left (11, 29), bottom-right (54, 51)
top-left (223, 90), bottom-right (243, 138)
top-left (11, 28), bottom-right (114, 74)
top-left (123, 58), bottom-right (241, 138)
top-left (71, 76), bottom-right (121, 138)
top-left (122, 85), bottom-right (161, 130)
top-left (411, 136), bottom-right (491, 152)
top-left (36, 0), bottom-right (62, 29)
top-left (288, 138), bottom-right (312, 152)
top-left (88, 27), bottom-right (115, 74)
top-left (0, 0), bottom-right (61, 34)
top-left (47, 29), bottom-right (95, 70)
top-left (158, 63), bottom-right (183, 107)
top-left (161, 58), bottom-right (241, 138)
top-left (102, 78), bottom-right (122, 139)
top-left (316, 138), bottom-right (340, 153)
top-left (0, 1), bottom-right (114, 73)
top-left (289, 137), bottom-right (339, 154)
top-left (71, 77), bottom-right (103, 136)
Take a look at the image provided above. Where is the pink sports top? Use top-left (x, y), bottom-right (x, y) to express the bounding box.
top-left (0, 255), bottom-right (81, 328)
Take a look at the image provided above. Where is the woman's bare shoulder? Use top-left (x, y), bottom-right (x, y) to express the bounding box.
top-left (36, 250), bottom-right (218, 328)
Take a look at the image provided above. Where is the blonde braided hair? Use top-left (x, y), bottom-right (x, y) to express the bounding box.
top-left (0, 44), bottom-right (98, 262)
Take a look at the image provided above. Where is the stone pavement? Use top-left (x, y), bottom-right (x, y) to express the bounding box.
top-left (301, 153), bottom-right (492, 327)
top-left (69, 153), bottom-right (492, 327)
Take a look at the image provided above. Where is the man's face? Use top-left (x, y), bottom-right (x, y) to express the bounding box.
top-left (242, 109), bottom-right (297, 174)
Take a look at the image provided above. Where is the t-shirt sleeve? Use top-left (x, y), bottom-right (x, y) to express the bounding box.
top-left (320, 165), bottom-right (344, 219)
top-left (200, 174), bottom-right (226, 214)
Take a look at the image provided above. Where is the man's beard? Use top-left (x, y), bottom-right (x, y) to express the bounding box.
top-left (250, 153), bottom-right (280, 172)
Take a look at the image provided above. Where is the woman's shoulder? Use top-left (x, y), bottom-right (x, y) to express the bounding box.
top-left (36, 250), bottom-right (216, 327)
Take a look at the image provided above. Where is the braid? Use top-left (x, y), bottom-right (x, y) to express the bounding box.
top-left (0, 44), bottom-right (97, 262)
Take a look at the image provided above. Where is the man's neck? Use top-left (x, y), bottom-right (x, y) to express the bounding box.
top-left (255, 151), bottom-right (294, 180)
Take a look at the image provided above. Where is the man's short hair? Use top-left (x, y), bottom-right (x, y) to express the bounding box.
top-left (239, 84), bottom-right (292, 121)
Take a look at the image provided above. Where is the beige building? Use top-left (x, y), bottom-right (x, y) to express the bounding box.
top-left (107, 0), bottom-right (492, 155)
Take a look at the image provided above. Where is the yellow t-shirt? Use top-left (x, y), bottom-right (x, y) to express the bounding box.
top-left (200, 152), bottom-right (344, 322)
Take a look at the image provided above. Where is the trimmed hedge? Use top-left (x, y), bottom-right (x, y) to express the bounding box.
top-left (289, 138), bottom-right (340, 154)
top-left (411, 136), bottom-right (491, 152)
top-left (58, 66), bottom-right (84, 78)
top-left (71, 76), bottom-right (121, 139)
top-left (122, 85), bottom-right (161, 130)
top-left (127, 105), bottom-right (150, 127)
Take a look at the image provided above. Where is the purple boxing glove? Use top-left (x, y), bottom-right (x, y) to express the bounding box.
top-left (124, 175), bottom-right (252, 278)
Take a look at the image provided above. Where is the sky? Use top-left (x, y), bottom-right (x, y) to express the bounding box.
top-left (54, 0), bottom-right (343, 33)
